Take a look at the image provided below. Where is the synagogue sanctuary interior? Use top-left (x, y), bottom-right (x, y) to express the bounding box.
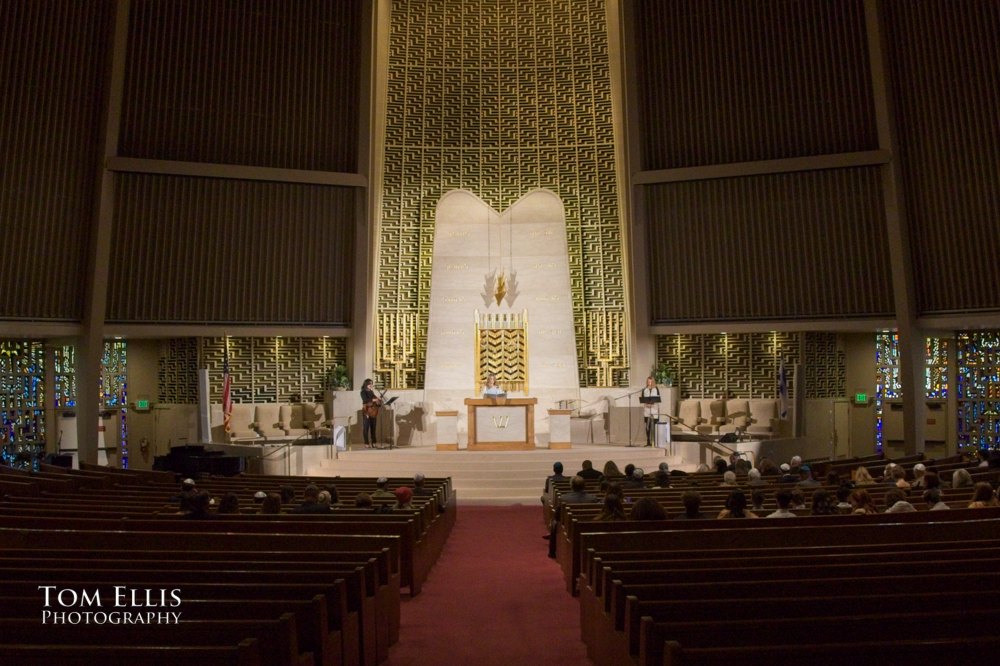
top-left (2, 1), bottom-right (1000, 664)
top-left (3, 0), bottom-right (998, 472)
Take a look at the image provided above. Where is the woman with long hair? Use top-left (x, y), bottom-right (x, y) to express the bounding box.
top-left (595, 493), bottom-right (627, 521)
top-left (717, 489), bottom-right (758, 519)
top-left (849, 488), bottom-right (878, 514)
top-left (852, 466), bottom-right (875, 485)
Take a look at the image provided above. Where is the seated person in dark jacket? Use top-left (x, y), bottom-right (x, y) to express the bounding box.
top-left (674, 490), bottom-right (710, 520)
top-left (622, 467), bottom-right (646, 489)
top-left (542, 461), bottom-right (568, 503)
top-left (183, 490), bottom-right (215, 519)
top-left (548, 475), bottom-right (598, 557)
top-left (576, 459), bottom-right (604, 481)
top-left (290, 484), bottom-right (331, 514)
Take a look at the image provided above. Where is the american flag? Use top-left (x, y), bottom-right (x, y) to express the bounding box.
top-left (222, 344), bottom-right (233, 433)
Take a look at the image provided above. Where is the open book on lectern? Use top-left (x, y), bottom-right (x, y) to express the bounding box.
top-left (383, 396), bottom-right (399, 407)
top-left (639, 395), bottom-right (661, 404)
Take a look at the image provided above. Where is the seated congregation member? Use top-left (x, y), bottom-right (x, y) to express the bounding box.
top-left (923, 471), bottom-right (942, 490)
top-left (394, 486), bottom-right (414, 510)
top-left (797, 464), bottom-right (820, 487)
top-left (373, 476), bottom-right (395, 498)
top-left (173, 478), bottom-right (198, 511)
top-left (252, 490), bottom-right (267, 505)
top-left (675, 490), bottom-right (710, 520)
top-left (548, 475), bottom-right (599, 557)
top-left (892, 465), bottom-right (911, 489)
top-left (751, 489), bottom-right (766, 512)
top-left (951, 468), bottom-right (974, 489)
top-left (413, 472), bottom-right (435, 497)
top-left (183, 491), bottom-right (215, 520)
top-left (789, 488), bottom-right (806, 510)
top-left (811, 488), bottom-right (837, 515)
top-left (968, 482), bottom-right (999, 508)
top-left (825, 471), bottom-right (842, 486)
top-left (719, 471), bottom-right (738, 487)
top-left (884, 488), bottom-right (916, 513)
top-left (291, 484), bottom-right (331, 514)
top-left (216, 492), bottom-right (241, 515)
top-left (595, 493), bottom-right (627, 521)
top-left (852, 466), bottom-right (876, 486)
top-left (653, 469), bottom-right (671, 488)
top-left (849, 488), bottom-right (879, 515)
top-left (713, 457), bottom-right (729, 474)
top-left (718, 489), bottom-right (758, 519)
top-left (778, 464), bottom-right (797, 484)
top-left (629, 497), bottom-right (667, 521)
top-left (757, 457), bottom-right (780, 477)
top-left (747, 468), bottom-right (769, 486)
top-left (279, 484), bottom-right (296, 504)
top-left (602, 460), bottom-right (622, 477)
top-left (622, 467), bottom-right (645, 489)
top-left (559, 475), bottom-right (599, 505)
top-left (766, 489), bottom-right (797, 518)
top-left (355, 492), bottom-right (374, 508)
top-left (542, 461), bottom-right (568, 503)
top-left (317, 490), bottom-right (333, 508)
top-left (911, 463), bottom-right (928, 488)
top-left (924, 487), bottom-right (950, 511)
top-left (322, 484), bottom-right (339, 504)
top-left (577, 459), bottom-right (604, 481)
top-left (259, 492), bottom-right (282, 514)
top-left (835, 484), bottom-right (854, 513)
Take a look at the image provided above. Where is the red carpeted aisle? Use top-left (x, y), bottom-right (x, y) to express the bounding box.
top-left (386, 505), bottom-right (592, 665)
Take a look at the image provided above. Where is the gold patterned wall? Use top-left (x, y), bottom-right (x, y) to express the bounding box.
top-left (157, 337), bottom-right (348, 404)
top-left (378, 0), bottom-right (627, 388)
top-left (655, 332), bottom-right (846, 400)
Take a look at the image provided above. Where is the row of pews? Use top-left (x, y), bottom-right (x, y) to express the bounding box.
top-left (544, 454), bottom-right (1000, 665)
top-left (0, 463), bottom-right (457, 666)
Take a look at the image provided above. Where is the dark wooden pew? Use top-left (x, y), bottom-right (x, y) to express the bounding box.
top-left (0, 594), bottom-right (337, 666)
top-left (0, 615), bottom-right (310, 666)
top-left (2, 640), bottom-right (262, 666)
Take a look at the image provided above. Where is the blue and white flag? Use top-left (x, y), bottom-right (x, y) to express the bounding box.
top-left (778, 360), bottom-right (789, 420)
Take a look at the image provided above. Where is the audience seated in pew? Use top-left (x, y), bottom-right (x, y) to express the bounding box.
top-left (750, 489), bottom-right (766, 512)
top-left (884, 488), bottom-right (917, 513)
top-left (260, 492), bottom-right (282, 514)
top-left (595, 494), bottom-right (626, 522)
top-left (393, 487), bottom-right (413, 510)
top-left (968, 482), bottom-right (999, 508)
top-left (629, 497), bottom-right (667, 521)
top-left (765, 489), bottom-right (796, 518)
top-left (675, 491), bottom-right (709, 520)
top-left (216, 492), bottom-right (240, 515)
top-left (849, 488), bottom-right (878, 514)
top-left (717, 489), bottom-right (758, 519)
top-left (291, 484), bottom-right (331, 514)
top-left (810, 488), bottom-right (837, 516)
top-left (924, 487), bottom-right (950, 511)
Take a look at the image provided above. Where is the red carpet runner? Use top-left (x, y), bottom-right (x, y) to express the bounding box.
top-left (386, 505), bottom-right (592, 665)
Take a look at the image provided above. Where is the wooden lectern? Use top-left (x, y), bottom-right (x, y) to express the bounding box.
top-left (464, 397), bottom-right (537, 450)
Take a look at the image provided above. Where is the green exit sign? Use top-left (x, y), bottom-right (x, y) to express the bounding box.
top-left (134, 399), bottom-right (150, 411)
top-left (854, 392), bottom-right (868, 404)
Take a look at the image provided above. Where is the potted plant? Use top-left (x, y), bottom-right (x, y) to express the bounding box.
top-left (651, 362), bottom-right (674, 387)
top-left (323, 364), bottom-right (352, 391)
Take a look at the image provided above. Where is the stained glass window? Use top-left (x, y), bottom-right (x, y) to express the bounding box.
top-left (874, 333), bottom-right (950, 451)
top-left (957, 332), bottom-right (1000, 452)
top-left (0, 340), bottom-right (46, 470)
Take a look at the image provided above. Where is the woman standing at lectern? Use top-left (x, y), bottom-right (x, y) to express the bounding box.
top-left (482, 373), bottom-right (505, 397)
top-left (641, 376), bottom-right (660, 447)
top-left (361, 378), bottom-right (381, 448)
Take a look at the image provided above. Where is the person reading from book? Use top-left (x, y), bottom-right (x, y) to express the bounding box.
top-left (482, 373), bottom-right (504, 397)
top-left (640, 376), bottom-right (660, 447)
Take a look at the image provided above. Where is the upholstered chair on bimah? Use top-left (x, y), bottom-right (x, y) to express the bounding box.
top-left (696, 399), bottom-right (726, 435)
top-left (671, 399), bottom-right (701, 438)
top-left (227, 403), bottom-right (260, 442)
top-left (253, 404), bottom-right (286, 440)
top-left (718, 398), bottom-right (750, 437)
top-left (279, 404), bottom-right (311, 438)
top-left (747, 398), bottom-right (779, 438)
top-left (304, 402), bottom-right (331, 439)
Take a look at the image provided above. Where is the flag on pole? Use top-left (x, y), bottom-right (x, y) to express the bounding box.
top-left (222, 342), bottom-right (233, 433)
top-left (778, 360), bottom-right (789, 420)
